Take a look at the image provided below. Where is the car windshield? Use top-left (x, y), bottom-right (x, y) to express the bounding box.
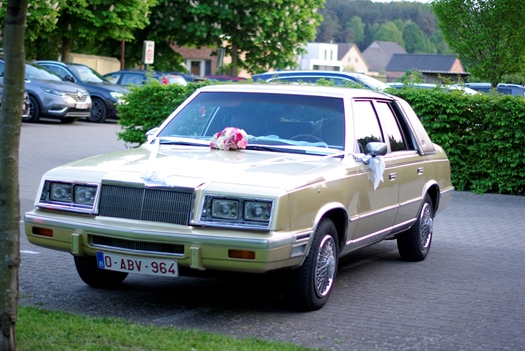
top-left (68, 65), bottom-right (108, 83)
top-left (157, 92), bottom-right (346, 154)
top-left (26, 63), bottom-right (63, 82)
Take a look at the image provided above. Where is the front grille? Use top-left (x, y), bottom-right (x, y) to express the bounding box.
top-left (65, 92), bottom-right (89, 102)
top-left (98, 185), bottom-right (194, 225)
top-left (91, 235), bottom-right (184, 255)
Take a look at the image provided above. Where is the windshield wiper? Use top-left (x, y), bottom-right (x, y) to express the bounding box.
top-left (159, 140), bottom-right (209, 147)
top-left (245, 145), bottom-right (307, 154)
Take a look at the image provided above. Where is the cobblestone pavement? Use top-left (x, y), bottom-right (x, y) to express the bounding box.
top-left (18, 120), bottom-right (525, 351)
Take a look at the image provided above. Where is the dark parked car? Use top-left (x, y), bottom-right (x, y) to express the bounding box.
top-left (465, 83), bottom-right (525, 97)
top-left (252, 70), bottom-right (389, 91)
top-left (103, 69), bottom-right (188, 86)
top-left (0, 60), bottom-right (92, 123)
top-left (36, 61), bottom-right (128, 123)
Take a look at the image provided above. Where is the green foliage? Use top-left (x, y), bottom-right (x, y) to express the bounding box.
top-left (387, 87), bottom-right (525, 195)
top-left (316, 0), bottom-right (444, 53)
top-left (17, 306), bottom-right (323, 351)
top-left (374, 21), bottom-right (404, 47)
top-left (143, 0), bottom-right (324, 75)
top-left (432, 0), bottom-right (525, 86)
top-left (116, 81), bottom-right (210, 145)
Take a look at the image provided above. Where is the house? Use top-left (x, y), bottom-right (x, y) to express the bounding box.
top-left (299, 43), bottom-right (341, 71)
top-left (337, 43), bottom-right (369, 74)
top-left (385, 54), bottom-right (469, 83)
top-left (362, 41), bottom-right (406, 75)
top-left (170, 43), bottom-right (250, 78)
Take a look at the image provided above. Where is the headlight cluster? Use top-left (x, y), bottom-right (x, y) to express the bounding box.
top-left (199, 195), bottom-right (273, 229)
top-left (44, 88), bottom-right (67, 97)
top-left (38, 180), bottom-right (98, 213)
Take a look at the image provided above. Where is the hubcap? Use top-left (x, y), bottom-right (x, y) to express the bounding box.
top-left (419, 203), bottom-right (433, 249)
top-left (315, 235), bottom-right (336, 297)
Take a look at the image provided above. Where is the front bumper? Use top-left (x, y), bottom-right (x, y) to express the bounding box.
top-left (24, 209), bottom-right (311, 274)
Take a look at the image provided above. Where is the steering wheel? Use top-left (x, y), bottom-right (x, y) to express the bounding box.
top-left (290, 134), bottom-right (325, 143)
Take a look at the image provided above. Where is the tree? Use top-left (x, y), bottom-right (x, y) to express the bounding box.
top-left (54, 0), bottom-right (156, 62)
top-left (145, 0), bottom-right (325, 75)
top-left (432, 0), bottom-right (525, 87)
top-left (0, 0), bottom-right (28, 348)
top-left (403, 21), bottom-right (434, 53)
top-left (346, 16), bottom-right (365, 46)
top-left (373, 21), bottom-right (404, 48)
top-left (0, 0), bottom-right (61, 59)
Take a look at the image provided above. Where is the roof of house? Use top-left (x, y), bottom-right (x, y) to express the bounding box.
top-left (362, 41), bottom-right (406, 73)
top-left (386, 54), bottom-right (465, 73)
top-left (337, 43), bottom-right (354, 61)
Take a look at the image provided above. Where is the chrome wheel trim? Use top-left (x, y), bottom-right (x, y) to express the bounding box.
top-left (315, 235), bottom-right (336, 297)
top-left (419, 202), bottom-right (433, 249)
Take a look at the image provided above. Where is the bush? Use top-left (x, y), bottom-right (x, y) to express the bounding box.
top-left (117, 80), bottom-right (210, 145)
top-left (117, 82), bottom-right (524, 195)
top-left (388, 87), bottom-right (525, 195)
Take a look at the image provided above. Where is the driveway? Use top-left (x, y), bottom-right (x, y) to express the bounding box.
top-left (18, 120), bottom-right (525, 351)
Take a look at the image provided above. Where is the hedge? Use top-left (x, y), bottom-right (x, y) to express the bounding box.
top-left (117, 83), bottom-right (525, 195)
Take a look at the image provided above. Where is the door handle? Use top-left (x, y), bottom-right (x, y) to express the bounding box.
top-left (417, 167), bottom-right (424, 176)
top-left (388, 173), bottom-right (397, 181)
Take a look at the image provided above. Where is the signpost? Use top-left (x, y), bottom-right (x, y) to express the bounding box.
top-left (142, 41), bottom-right (155, 69)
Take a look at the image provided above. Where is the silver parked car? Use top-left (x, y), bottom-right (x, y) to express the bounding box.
top-left (0, 60), bottom-right (92, 123)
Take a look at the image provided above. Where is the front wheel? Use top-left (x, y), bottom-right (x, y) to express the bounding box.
top-left (74, 255), bottom-right (127, 288)
top-left (397, 194), bottom-right (434, 262)
top-left (283, 218), bottom-right (339, 311)
top-left (88, 98), bottom-right (108, 123)
top-left (23, 95), bottom-right (41, 123)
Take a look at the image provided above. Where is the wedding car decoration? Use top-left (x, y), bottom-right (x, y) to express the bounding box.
top-left (210, 127), bottom-right (248, 150)
top-left (25, 84), bottom-right (453, 312)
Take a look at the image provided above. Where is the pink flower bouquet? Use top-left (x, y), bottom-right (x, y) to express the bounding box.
top-left (210, 127), bottom-right (248, 150)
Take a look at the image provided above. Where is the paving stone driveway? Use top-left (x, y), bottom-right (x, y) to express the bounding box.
top-left (18, 120), bottom-right (525, 351)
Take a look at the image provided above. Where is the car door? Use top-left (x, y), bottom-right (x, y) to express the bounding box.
top-left (349, 99), bottom-right (399, 243)
top-left (374, 100), bottom-right (425, 229)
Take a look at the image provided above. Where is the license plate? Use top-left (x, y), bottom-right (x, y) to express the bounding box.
top-left (76, 102), bottom-right (88, 109)
top-left (96, 251), bottom-right (179, 277)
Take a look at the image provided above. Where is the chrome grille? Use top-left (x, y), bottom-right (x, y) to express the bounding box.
top-left (99, 185), bottom-right (194, 225)
top-left (66, 91), bottom-right (89, 102)
top-left (91, 235), bottom-right (184, 255)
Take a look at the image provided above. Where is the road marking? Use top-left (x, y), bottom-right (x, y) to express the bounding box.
top-left (20, 250), bottom-right (40, 254)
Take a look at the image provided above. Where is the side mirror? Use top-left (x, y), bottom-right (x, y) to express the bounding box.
top-left (63, 75), bottom-right (75, 82)
top-left (365, 142), bottom-right (387, 157)
top-left (146, 127), bottom-right (159, 143)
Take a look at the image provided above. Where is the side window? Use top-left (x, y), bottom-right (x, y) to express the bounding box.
top-left (353, 100), bottom-right (384, 153)
top-left (0, 62), bottom-right (4, 76)
top-left (46, 66), bottom-right (68, 80)
top-left (121, 74), bottom-right (143, 85)
top-left (375, 101), bottom-right (408, 152)
top-left (104, 73), bottom-right (120, 84)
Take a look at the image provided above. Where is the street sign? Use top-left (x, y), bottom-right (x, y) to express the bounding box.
top-left (142, 41), bottom-right (155, 64)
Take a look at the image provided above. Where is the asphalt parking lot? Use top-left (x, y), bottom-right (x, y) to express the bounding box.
top-left (18, 119), bottom-right (525, 351)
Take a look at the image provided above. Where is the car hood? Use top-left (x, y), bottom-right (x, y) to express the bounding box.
top-left (84, 81), bottom-right (129, 93)
top-left (43, 145), bottom-right (345, 191)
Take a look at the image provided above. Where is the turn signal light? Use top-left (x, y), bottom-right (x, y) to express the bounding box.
top-left (228, 250), bottom-right (255, 260)
top-left (32, 227), bottom-right (53, 237)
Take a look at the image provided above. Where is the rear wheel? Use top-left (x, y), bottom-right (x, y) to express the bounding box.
top-left (74, 255), bottom-right (127, 288)
top-left (23, 95), bottom-right (41, 123)
top-left (88, 98), bottom-right (107, 123)
top-left (397, 194), bottom-right (434, 261)
top-left (283, 218), bottom-right (338, 311)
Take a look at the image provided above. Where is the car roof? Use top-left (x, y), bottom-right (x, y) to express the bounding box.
top-left (196, 83), bottom-right (391, 99)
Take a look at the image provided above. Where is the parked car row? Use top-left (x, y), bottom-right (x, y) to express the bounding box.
top-left (464, 82), bottom-right (525, 97)
top-left (103, 69), bottom-right (192, 87)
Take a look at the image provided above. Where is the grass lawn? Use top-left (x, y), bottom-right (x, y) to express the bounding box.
top-left (16, 306), bottom-right (326, 351)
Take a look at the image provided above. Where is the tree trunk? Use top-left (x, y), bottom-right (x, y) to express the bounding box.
top-left (61, 36), bottom-right (71, 62)
top-left (231, 42), bottom-right (239, 77)
top-left (0, 0), bottom-right (28, 350)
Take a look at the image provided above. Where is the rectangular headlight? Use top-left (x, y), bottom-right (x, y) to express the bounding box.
top-left (244, 201), bottom-right (272, 221)
top-left (39, 180), bottom-right (99, 213)
top-left (211, 199), bottom-right (239, 219)
top-left (199, 195), bottom-right (273, 229)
